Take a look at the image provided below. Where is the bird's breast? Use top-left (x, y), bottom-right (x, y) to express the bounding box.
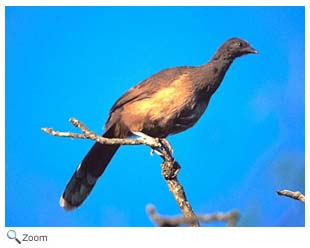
top-left (120, 73), bottom-right (209, 136)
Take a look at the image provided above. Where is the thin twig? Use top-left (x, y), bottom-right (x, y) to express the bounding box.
top-left (42, 118), bottom-right (161, 147)
top-left (146, 204), bottom-right (240, 227)
top-left (42, 117), bottom-right (200, 226)
top-left (277, 189), bottom-right (305, 203)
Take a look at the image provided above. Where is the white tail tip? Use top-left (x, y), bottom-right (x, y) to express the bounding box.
top-left (59, 196), bottom-right (76, 211)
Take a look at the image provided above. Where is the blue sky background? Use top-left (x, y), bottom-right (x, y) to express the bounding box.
top-left (5, 6), bottom-right (305, 227)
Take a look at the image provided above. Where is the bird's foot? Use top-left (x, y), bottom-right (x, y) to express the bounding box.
top-left (132, 131), bottom-right (163, 155)
top-left (150, 146), bottom-right (164, 157)
top-left (132, 131), bottom-right (159, 147)
top-left (149, 138), bottom-right (173, 157)
top-left (132, 131), bottom-right (172, 157)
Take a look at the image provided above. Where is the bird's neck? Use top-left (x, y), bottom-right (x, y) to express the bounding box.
top-left (209, 51), bottom-right (235, 73)
top-left (199, 54), bottom-right (234, 93)
top-left (210, 56), bottom-right (234, 74)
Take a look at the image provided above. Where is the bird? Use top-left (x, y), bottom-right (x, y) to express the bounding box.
top-left (60, 37), bottom-right (258, 210)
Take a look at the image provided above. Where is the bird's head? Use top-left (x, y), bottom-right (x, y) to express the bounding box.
top-left (216, 38), bottom-right (258, 59)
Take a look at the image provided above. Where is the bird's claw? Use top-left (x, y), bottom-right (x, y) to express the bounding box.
top-left (150, 148), bottom-right (164, 157)
top-left (132, 131), bottom-right (172, 157)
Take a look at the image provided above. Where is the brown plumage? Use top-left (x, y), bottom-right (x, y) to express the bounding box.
top-left (60, 37), bottom-right (258, 210)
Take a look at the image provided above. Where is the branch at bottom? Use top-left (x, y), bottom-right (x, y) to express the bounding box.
top-left (147, 204), bottom-right (240, 227)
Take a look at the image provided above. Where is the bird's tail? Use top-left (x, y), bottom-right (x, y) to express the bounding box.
top-left (60, 127), bottom-right (120, 210)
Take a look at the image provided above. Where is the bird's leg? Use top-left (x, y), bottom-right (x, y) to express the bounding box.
top-left (132, 131), bottom-right (163, 156)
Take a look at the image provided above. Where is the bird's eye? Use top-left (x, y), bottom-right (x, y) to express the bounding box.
top-left (238, 42), bottom-right (243, 47)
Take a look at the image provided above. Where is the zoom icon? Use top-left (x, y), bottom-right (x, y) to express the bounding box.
top-left (7, 230), bottom-right (21, 244)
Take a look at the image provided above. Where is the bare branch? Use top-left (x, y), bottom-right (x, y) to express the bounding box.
top-left (146, 204), bottom-right (240, 227)
top-left (42, 117), bottom-right (200, 226)
top-left (277, 189), bottom-right (305, 203)
top-left (157, 142), bottom-right (199, 227)
top-left (41, 127), bottom-right (87, 139)
top-left (42, 118), bottom-right (161, 147)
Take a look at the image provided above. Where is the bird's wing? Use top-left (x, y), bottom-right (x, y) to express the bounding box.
top-left (105, 66), bottom-right (195, 126)
top-left (110, 66), bottom-right (194, 112)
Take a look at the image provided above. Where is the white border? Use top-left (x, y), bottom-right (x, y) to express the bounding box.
top-left (0, 0), bottom-right (5, 235)
top-left (0, 1), bottom-right (308, 247)
top-left (0, 0), bottom-right (308, 7)
top-left (304, 3), bottom-right (309, 228)
top-left (1, 227), bottom-right (310, 247)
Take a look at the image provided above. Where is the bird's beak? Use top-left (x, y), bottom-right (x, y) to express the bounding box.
top-left (246, 46), bottom-right (258, 54)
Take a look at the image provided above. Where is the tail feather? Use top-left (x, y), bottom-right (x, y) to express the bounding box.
top-left (60, 128), bottom-right (119, 210)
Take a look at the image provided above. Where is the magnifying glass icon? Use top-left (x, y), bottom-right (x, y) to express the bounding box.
top-left (7, 230), bottom-right (21, 244)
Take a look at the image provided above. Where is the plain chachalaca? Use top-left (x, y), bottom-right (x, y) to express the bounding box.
top-left (60, 37), bottom-right (258, 210)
